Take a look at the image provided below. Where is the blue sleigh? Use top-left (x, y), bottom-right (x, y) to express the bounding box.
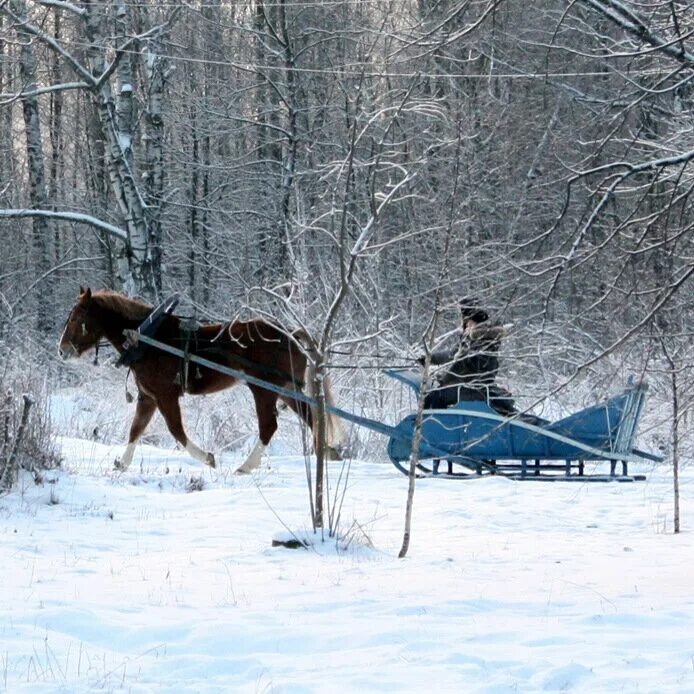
top-left (384, 370), bottom-right (662, 481)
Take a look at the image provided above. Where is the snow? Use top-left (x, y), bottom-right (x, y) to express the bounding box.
top-left (0, 390), bottom-right (693, 693)
top-left (118, 133), bottom-right (132, 152)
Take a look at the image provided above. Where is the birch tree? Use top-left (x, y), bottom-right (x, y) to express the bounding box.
top-left (0, 0), bottom-right (180, 299)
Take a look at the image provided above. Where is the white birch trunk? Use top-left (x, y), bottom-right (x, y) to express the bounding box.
top-left (142, 29), bottom-right (166, 296)
top-left (82, 1), bottom-right (154, 297)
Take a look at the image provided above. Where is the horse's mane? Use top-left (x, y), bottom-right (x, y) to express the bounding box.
top-left (91, 290), bottom-right (152, 321)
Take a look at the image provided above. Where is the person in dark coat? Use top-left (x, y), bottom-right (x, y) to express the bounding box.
top-left (421, 298), bottom-right (515, 415)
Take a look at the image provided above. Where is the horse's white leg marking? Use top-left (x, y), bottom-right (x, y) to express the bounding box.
top-left (235, 441), bottom-right (266, 475)
top-left (117, 442), bottom-right (137, 471)
top-left (185, 439), bottom-right (216, 467)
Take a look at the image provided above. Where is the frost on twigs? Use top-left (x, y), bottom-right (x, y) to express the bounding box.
top-left (0, 384), bottom-right (61, 494)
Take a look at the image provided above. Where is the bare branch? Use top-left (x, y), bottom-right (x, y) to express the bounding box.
top-left (577, 0), bottom-right (694, 65)
top-left (32, 0), bottom-right (84, 16)
top-left (0, 209), bottom-right (128, 241)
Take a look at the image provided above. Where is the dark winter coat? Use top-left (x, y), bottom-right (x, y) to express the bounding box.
top-left (430, 323), bottom-right (506, 389)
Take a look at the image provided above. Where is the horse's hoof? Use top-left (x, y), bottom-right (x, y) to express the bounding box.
top-left (234, 466), bottom-right (251, 475)
top-left (113, 458), bottom-right (128, 472)
top-left (205, 453), bottom-right (216, 468)
top-left (326, 446), bottom-right (344, 461)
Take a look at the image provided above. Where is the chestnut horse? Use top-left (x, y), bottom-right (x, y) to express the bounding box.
top-left (58, 288), bottom-right (345, 473)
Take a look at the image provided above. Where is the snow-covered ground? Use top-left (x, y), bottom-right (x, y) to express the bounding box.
top-left (0, 386), bottom-right (693, 693)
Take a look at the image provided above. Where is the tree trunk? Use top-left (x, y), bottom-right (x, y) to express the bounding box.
top-left (48, 11), bottom-right (64, 266)
top-left (82, 1), bottom-right (156, 298)
top-left (313, 368), bottom-right (327, 530)
top-left (11, 0), bottom-right (53, 331)
top-left (670, 361), bottom-right (681, 534)
top-left (277, 0), bottom-right (296, 280)
top-left (141, 25), bottom-right (166, 297)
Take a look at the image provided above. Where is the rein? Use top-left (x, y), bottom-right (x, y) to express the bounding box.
top-left (92, 339), bottom-right (112, 365)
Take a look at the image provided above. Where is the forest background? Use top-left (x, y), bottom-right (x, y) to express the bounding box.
top-left (1, 0), bottom-right (693, 477)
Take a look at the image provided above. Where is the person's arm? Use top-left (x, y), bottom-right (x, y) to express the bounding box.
top-left (417, 328), bottom-right (464, 365)
top-left (466, 324), bottom-right (506, 342)
top-left (431, 347), bottom-right (461, 366)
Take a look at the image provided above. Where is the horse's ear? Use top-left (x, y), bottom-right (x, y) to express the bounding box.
top-left (83, 287), bottom-right (92, 303)
top-left (79, 285), bottom-right (85, 294)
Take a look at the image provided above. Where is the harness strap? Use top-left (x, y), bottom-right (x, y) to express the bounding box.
top-left (124, 368), bottom-right (135, 403)
top-left (224, 349), bottom-right (305, 389)
top-left (116, 294), bottom-right (179, 368)
top-left (118, 305), bottom-right (306, 389)
top-left (183, 328), bottom-right (191, 391)
top-left (180, 328), bottom-right (306, 388)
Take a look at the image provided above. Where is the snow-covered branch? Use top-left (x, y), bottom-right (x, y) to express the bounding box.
top-left (32, 0), bottom-right (84, 16)
top-left (1, 5), bottom-right (97, 86)
top-left (578, 0), bottom-right (694, 65)
top-left (350, 173), bottom-right (418, 257)
top-left (0, 81), bottom-right (90, 101)
top-left (0, 4), bottom-right (181, 97)
top-left (0, 210), bottom-right (128, 241)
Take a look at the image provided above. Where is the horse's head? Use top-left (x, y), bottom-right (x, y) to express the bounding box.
top-left (58, 287), bottom-right (102, 359)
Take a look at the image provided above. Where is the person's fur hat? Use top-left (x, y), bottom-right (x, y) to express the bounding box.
top-left (459, 296), bottom-right (489, 323)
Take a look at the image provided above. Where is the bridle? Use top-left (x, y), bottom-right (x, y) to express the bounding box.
top-left (60, 306), bottom-right (105, 364)
top-left (60, 308), bottom-right (83, 349)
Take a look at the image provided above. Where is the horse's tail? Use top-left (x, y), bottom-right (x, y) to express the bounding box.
top-left (307, 364), bottom-right (347, 459)
top-left (293, 329), bottom-right (347, 460)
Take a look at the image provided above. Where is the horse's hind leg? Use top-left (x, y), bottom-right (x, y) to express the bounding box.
top-left (279, 393), bottom-right (313, 440)
top-left (235, 388), bottom-right (278, 474)
top-left (116, 392), bottom-right (157, 471)
top-left (157, 393), bottom-right (215, 468)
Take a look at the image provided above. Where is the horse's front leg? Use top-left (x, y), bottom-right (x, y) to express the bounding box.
top-left (157, 393), bottom-right (215, 468)
top-left (235, 388), bottom-right (279, 474)
top-left (115, 391), bottom-right (157, 471)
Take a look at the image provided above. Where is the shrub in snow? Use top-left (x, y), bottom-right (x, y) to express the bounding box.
top-left (0, 379), bottom-right (61, 493)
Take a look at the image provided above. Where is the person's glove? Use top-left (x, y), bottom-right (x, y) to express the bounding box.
top-left (416, 355), bottom-right (426, 366)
